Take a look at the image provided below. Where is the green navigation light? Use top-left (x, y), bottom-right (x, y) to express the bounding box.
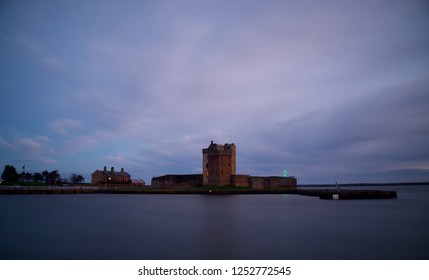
top-left (283, 169), bottom-right (287, 177)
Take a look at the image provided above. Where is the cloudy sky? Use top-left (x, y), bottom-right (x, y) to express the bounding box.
top-left (1, 0), bottom-right (428, 184)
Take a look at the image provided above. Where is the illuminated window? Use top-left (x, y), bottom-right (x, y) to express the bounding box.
top-left (206, 171), bottom-right (209, 177)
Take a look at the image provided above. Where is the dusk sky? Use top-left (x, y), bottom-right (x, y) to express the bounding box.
top-left (1, 0), bottom-right (428, 184)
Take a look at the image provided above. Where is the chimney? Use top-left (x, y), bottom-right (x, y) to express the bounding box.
top-left (103, 166), bottom-right (107, 172)
top-left (111, 167), bottom-right (114, 172)
top-left (211, 140), bottom-right (213, 145)
top-left (121, 168), bottom-right (124, 173)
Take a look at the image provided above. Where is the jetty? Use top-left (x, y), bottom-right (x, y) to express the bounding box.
top-left (296, 189), bottom-right (397, 200)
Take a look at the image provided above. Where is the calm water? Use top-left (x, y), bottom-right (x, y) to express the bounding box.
top-left (1, 185), bottom-right (428, 260)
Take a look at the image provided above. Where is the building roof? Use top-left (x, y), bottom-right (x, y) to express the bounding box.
top-left (132, 179), bottom-right (145, 184)
top-left (92, 167), bottom-right (130, 177)
top-left (203, 140), bottom-right (235, 155)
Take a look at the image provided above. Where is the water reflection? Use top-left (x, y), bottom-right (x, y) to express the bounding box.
top-left (1, 186), bottom-right (429, 259)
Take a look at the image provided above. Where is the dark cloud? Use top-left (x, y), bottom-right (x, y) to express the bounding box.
top-left (1, 0), bottom-right (428, 183)
top-left (241, 75), bottom-right (429, 183)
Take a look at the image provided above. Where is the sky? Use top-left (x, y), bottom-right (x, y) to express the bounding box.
top-left (1, 0), bottom-right (429, 184)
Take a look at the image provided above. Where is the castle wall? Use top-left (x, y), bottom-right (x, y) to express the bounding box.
top-left (248, 177), bottom-right (264, 189)
top-left (267, 176), bottom-right (297, 188)
top-left (248, 176), bottom-right (297, 189)
top-left (202, 153), bottom-right (209, 185)
top-left (230, 174), bottom-right (250, 187)
top-left (151, 174), bottom-right (202, 188)
top-left (230, 144), bottom-right (236, 175)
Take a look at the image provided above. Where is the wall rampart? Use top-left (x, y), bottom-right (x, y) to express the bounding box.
top-left (151, 174), bottom-right (202, 188)
top-left (249, 176), bottom-right (297, 189)
top-left (230, 174), bottom-right (250, 187)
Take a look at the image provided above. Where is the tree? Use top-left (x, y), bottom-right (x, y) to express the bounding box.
top-left (70, 173), bottom-right (77, 184)
top-left (42, 170), bottom-right (50, 183)
top-left (22, 172), bottom-right (32, 182)
top-left (76, 174), bottom-right (85, 184)
top-left (1, 165), bottom-right (19, 182)
top-left (33, 172), bottom-right (43, 183)
top-left (41, 170), bottom-right (61, 184)
top-left (70, 173), bottom-right (85, 184)
top-left (49, 170), bottom-right (61, 185)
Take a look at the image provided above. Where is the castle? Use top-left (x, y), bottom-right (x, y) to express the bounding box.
top-left (203, 141), bottom-right (236, 186)
top-left (151, 141), bottom-right (297, 189)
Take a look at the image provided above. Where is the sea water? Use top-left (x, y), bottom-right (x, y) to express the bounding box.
top-left (0, 185), bottom-right (428, 259)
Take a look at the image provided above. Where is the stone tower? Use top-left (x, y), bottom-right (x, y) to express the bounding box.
top-left (202, 141), bottom-right (236, 186)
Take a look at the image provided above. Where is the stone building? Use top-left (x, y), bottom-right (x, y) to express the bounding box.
top-left (150, 141), bottom-right (297, 189)
top-left (131, 178), bottom-right (146, 186)
top-left (202, 141), bottom-right (236, 186)
top-left (91, 166), bottom-right (131, 185)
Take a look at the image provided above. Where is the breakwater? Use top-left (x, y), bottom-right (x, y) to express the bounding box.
top-left (0, 186), bottom-right (397, 199)
top-left (297, 189), bottom-right (398, 199)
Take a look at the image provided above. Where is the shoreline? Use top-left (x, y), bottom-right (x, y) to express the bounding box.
top-left (299, 182), bottom-right (429, 187)
top-left (0, 186), bottom-right (398, 199)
